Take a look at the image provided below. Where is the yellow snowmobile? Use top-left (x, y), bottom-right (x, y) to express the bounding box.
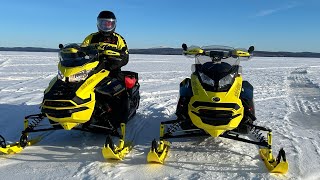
top-left (147, 44), bottom-right (288, 174)
top-left (0, 43), bottom-right (140, 160)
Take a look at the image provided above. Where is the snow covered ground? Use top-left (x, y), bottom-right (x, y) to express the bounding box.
top-left (0, 51), bottom-right (319, 180)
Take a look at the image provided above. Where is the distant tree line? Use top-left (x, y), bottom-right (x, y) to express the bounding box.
top-left (0, 47), bottom-right (58, 52)
top-left (1, 47), bottom-right (320, 58)
top-left (129, 48), bottom-right (320, 58)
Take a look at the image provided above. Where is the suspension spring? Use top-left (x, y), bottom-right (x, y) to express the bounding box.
top-left (25, 116), bottom-right (44, 132)
top-left (250, 126), bottom-right (267, 143)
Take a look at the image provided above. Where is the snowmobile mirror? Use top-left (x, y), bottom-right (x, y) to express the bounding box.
top-left (182, 43), bottom-right (188, 51)
top-left (248, 46), bottom-right (254, 53)
top-left (59, 44), bottom-right (64, 49)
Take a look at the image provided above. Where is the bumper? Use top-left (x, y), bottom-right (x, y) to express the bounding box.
top-left (41, 95), bottom-right (95, 130)
top-left (189, 101), bottom-right (244, 137)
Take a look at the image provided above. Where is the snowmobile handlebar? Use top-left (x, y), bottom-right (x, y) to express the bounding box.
top-left (182, 43), bottom-right (254, 59)
top-left (87, 42), bottom-right (124, 55)
top-left (67, 44), bottom-right (121, 63)
top-left (59, 43), bottom-right (121, 60)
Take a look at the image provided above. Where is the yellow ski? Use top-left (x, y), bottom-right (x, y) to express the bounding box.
top-left (259, 148), bottom-right (289, 174)
top-left (147, 139), bottom-right (170, 164)
top-left (147, 124), bottom-right (171, 163)
top-left (101, 123), bottom-right (132, 160)
top-left (259, 132), bottom-right (288, 174)
top-left (0, 137), bottom-right (42, 154)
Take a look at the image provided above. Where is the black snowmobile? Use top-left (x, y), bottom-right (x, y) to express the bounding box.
top-left (0, 43), bottom-right (140, 160)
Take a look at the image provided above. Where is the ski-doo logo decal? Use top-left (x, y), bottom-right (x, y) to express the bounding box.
top-left (80, 78), bottom-right (94, 90)
top-left (212, 97), bottom-right (220, 102)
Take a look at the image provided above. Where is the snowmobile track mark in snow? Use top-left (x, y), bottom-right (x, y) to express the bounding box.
top-left (286, 67), bottom-right (320, 130)
top-left (288, 68), bottom-right (320, 113)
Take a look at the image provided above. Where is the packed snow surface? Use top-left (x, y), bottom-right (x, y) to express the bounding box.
top-left (0, 51), bottom-right (319, 180)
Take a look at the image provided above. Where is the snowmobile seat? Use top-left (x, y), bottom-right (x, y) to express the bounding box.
top-left (95, 78), bottom-right (126, 98)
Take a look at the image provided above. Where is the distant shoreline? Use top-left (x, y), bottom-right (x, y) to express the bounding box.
top-left (1, 47), bottom-right (320, 58)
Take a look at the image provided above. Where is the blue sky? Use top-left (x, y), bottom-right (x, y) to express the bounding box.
top-left (0, 0), bottom-right (319, 52)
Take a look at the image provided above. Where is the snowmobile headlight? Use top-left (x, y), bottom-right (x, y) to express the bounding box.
top-left (69, 69), bottom-right (92, 82)
top-left (199, 72), bottom-right (214, 86)
top-left (218, 73), bottom-right (235, 90)
top-left (57, 70), bottom-right (65, 81)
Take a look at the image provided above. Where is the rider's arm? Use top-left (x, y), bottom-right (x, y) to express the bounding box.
top-left (116, 33), bottom-right (129, 65)
top-left (81, 33), bottom-right (95, 47)
top-left (106, 33), bottom-right (129, 70)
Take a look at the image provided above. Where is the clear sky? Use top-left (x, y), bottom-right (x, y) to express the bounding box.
top-left (0, 0), bottom-right (319, 52)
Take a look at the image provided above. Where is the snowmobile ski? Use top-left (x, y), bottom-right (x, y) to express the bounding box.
top-left (102, 123), bottom-right (132, 160)
top-left (259, 132), bottom-right (288, 174)
top-left (0, 135), bottom-right (43, 154)
top-left (147, 124), bottom-right (170, 163)
top-left (260, 148), bottom-right (288, 174)
top-left (147, 139), bottom-right (170, 164)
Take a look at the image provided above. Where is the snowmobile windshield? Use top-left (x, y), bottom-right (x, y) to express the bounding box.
top-left (194, 45), bottom-right (240, 66)
top-left (189, 45), bottom-right (239, 91)
top-left (59, 54), bottom-right (93, 67)
top-left (59, 44), bottom-right (97, 67)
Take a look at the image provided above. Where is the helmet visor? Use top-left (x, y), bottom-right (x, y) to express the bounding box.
top-left (97, 18), bottom-right (116, 32)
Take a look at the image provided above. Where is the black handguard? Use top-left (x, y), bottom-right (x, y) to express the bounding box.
top-left (104, 47), bottom-right (128, 71)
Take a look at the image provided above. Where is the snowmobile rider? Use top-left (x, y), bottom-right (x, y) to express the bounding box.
top-left (81, 10), bottom-right (129, 72)
top-left (81, 10), bottom-right (130, 124)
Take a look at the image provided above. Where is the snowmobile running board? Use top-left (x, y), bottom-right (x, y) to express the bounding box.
top-left (147, 121), bottom-right (288, 174)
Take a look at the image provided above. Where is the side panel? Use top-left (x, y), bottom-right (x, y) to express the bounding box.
top-left (179, 78), bottom-right (193, 97)
top-left (44, 76), bottom-right (58, 94)
top-left (76, 69), bottom-right (110, 99)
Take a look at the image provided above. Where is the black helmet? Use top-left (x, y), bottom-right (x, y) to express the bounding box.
top-left (97, 11), bottom-right (116, 34)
